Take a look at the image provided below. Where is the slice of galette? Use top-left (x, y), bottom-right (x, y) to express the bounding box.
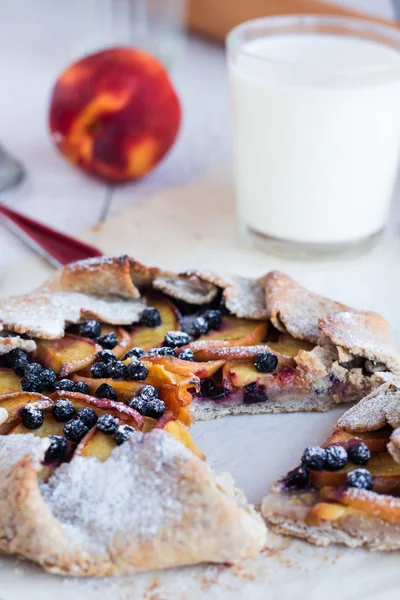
top-left (262, 380), bottom-right (400, 550)
top-left (0, 431), bottom-right (266, 576)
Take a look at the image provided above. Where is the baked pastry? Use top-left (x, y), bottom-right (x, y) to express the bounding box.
top-left (1, 256), bottom-right (398, 422)
top-left (262, 379), bottom-right (400, 550)
top-left (0, 255), bottom-right (399, 574)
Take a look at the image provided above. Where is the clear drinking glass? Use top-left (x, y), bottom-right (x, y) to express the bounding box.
top-left (74, 0), bottom-right (186, 66)
top-left (227, 16), bottom-right (400, 257)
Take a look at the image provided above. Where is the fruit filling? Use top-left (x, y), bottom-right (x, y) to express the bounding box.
top-left (0, 292), bottom-right (385, 479)
top-left (275, 425), bottom-right (400, 525)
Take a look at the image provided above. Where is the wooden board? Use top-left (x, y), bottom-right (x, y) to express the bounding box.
top-left (187, 0), bottom-right (400, 41)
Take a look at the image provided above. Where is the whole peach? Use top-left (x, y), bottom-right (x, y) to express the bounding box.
top-left (49, 47), bottom-right (181, 182)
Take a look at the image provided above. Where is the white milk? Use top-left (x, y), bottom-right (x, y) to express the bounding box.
top-left (229, 33), bottom-right (400, 247)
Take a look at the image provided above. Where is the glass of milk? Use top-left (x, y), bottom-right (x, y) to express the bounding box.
top-left (227, 16), bottom-right (400, 257)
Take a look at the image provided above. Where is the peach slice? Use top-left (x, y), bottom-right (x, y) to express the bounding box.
top-left (160, 419), bottom-right (205, 460)
top-left (306, 502), bottom-right (353, 526)
top-left (134, 361), bottom-right (199, 409)
top-left (127, 296), bottom-right (180, 351)
top-left (73, 363), bottom-right (198, 420)
top-left (178, 406), bottom-right (193, 427)
top-left (9, 413), bottom-right (65, 438)
top-left (320, 486), bottom-right (400, 525)
top-left (268, 334), bottom-right (314, 357)
top-left (144, 355), bottom-right (224, 379)
top-left (222, 355), bottom-right (296, 392)
top-left (323, 427), bottom-right (390, 454)
top-left (310, 452), bottom-right (400, 495)
top-left (0, 392), bottom-right (53, 433)
top-left (75, 427), bottom-right (116, 461)
top-left (0, 368), bottom-right (22, 395)
top-left (198, 316), bottom-right (267, 343)
top-left (187, 341), bottom-right (287, 363)
top-left (34, 334), bottom-right (101, 377)
top-left (72, 374), bottom-right (141, 401)
top-left (50, 391), bottom-right (144, 428)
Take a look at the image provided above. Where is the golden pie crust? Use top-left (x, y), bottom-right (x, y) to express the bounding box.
top-left (0, 256), bottom-right (400, 572)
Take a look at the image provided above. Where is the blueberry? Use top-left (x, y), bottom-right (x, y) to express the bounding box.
top-left (191, 316), bottom-right (209, 337)
top-left (54, 379), bottom-right (76, 392)
top-left (79, 320), bottom-right (101, 339)
top-left (91, 362), bottom-right (109, 379)
top-left (63, 419), bottom-right (89, 442)
top-left (76, 407), bottom-right (98, 429)
top-left (254, 352), bottom-right (278, 373)
top-left (20, 374), bottom-right (43, 393)
top-left (96, 414), bottom-right (119, 435)
top-left (106, 361), bottom-right (128, 380)
top-left (138, 384), bottom-right (159, 402)
top-left (45, 435), bottom-right (69, 462)
top-left (24, 363), bottom-right (43, 377)
top-left (128, 396), bottom-right (146, 415)
top-left (145, 398), bottom-right (166, 419)
top-left (41, 368), bottom-right (57, 389)
top-left (52, 400), bottom-right (76, 422)
top-left (74, 381), bottom-right (91, 395)
top-left (348, 442), bottom-right (371, 466)
top-left (126, 361), bottom-right (149, 381)
top-left (129, 396), bottom-right (165, 419)
top-left (129, 386), bottom-right (164, 418)
top-left (97, 332), bottom-right (118, 349)
top-left (164, 331), bottom-right (190, 348)
top-left (346, 468), bottom-right (373, 490)
top-left (243, 382), bottom-right (267, 404)
top-left (21, 405), bottom-right (44, 429)
top-left (324, 445), bottom-right (348, 471)
top-left (140, 307), bottom-right (161, 328)
top-left (200, 379), bottom-right (226, 399)
top-left (54, 379), bottom-right (90, 395)
top-left (96, 349), bottom-right (117, 364)
top-left (203, 309), bottom-right (222, 330)
top-left (4, 348), bottom-right (29, 374)
top-left (147, 347), bottom-right (175, 357)
top-left (114, 424), bottom-right (135, 446)
top-left (124, 347), bottom-right (145, 360)
top-left (302, 446), bottom-right (327, 470)
top-left (178, 348), bottom-right (194, 361)
top-left (95, 383), bottom-right (118, 401)
top-left (284, 464), bottom-right (310, 490)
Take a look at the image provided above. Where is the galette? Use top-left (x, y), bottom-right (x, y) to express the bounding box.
top-left (0, 255), bottom-right (399, 575)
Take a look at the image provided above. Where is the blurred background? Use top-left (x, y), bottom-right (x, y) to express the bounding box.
top-left (0, 0), bottom-right (398, 271)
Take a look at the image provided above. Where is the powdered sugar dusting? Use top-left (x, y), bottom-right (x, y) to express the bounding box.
top-left (189, 271), bottom-right (268, 319)
top-left (0, 434), bottom-right (49, 471)
top-left (319, 311), bottom-right (400, 374)
top-left (0, 331), bottom-right (36, 355)
top-left (266, 271), bottom-right (351, 344)
top-left (338, 383), bottom-right (400, 432)
top-left (344, 486), bottom-right (400, 511)
top-left (153, 274), bottom-right (218, 305)
top-left (65, 256), bottom-right (117, 272)
top-left (222, 276), bottom-right (267, 320)
top-left (0, 292), bottom-right (147, 338)
top-left (40, 430), bottom-right (187, 553)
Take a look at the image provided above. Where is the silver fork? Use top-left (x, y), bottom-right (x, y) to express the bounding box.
top-left (0, 143), bottom-right (25, 193)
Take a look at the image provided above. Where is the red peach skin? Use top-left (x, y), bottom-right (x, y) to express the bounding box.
top-left (49, 48), bottom-right (181, 182)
